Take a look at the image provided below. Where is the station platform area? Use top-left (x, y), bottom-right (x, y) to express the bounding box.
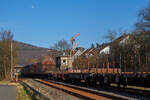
top-left (0, 85), bottom-right (16, 100)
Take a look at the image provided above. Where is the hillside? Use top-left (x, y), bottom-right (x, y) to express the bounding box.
top-left (14, 41), bottom-right (59, 65)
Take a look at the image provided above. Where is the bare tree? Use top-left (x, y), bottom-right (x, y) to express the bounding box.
top-left (134, 2), bottom-right (150, 72)
top-left (51, 39), bottom-right (71, 54)
top-left (0, 29), bottom-right (18, 80)
top-left (105, 30), bottom-right (117, 42)
top-left (135, 3), bottom-right (150, 33)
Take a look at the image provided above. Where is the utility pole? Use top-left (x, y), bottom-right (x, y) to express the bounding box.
top-left (11, 40), bottom-right (13, 80)
top-left (120, 53), bottom-right (122, 73)
top-left (146, 45), bottom-right (148, 73)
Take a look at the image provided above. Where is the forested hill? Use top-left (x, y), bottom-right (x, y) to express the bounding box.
top-left (14, 41), bottom-right (59, 65)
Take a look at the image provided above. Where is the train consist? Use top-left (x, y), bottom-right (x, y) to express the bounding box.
top-left (21, 55), bottom-right (150, 88)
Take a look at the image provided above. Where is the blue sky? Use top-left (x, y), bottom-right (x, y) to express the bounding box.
top-left (0, 0), bottom-right (150, 48)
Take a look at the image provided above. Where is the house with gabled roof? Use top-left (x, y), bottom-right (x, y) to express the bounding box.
top-left (99, 34), bottom-right (130, 55)
top-left (72, 47), bottom-right (85, 61)
top-left (99, 43), bottom-right (111, 55)
top-left (79, 48), bottom-right (99, 58)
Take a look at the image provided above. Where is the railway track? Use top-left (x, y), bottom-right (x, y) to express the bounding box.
top-left (35, 79), bottom-right (130, 100)
top-left (108, 85), bottom-right (150, 97)
top-left (61, 80), bottom-right (150, 99)
top-left (55, 79), bottom-right (150, 99)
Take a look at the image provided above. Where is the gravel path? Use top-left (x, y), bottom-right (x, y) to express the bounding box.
top-left (0, 85), bottom-right (16, 100)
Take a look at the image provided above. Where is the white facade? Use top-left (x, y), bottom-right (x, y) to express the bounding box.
top-left (99, 35), bottom-right (130, 55)
top-left (99, 45), bottom-right (110, 54)
top-left (119, 35), bottom-right (130, 44)
top-left (74, 50), bottom-right (82, 58)
top-left (73, 49), bottom-right (86, 60)
top-left (60, 56), bottom-right (72, 69)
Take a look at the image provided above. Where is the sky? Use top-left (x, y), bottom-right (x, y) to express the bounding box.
top-left (0, 0), bottom-right (150, 48)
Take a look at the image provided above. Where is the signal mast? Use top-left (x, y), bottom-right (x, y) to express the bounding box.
top-left (71, 32), bottom-right (80, 68)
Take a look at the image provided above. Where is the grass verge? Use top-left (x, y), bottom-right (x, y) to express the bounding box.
top-left (17, 84), bottom-right (33, 100)
top-left (0, 80), bottom-right (10, 85)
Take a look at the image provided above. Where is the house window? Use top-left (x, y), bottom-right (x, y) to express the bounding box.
top-left (90, 53), bottom-right (93, 56)
top-left (63, 60), bottom-right (66, 64)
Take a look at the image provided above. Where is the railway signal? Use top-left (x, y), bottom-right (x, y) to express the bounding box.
top-left (71, 32), bottom-right (80, 68)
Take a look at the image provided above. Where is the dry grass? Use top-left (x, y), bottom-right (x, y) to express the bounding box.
top-left (16, 84), bottom-right (33, 100)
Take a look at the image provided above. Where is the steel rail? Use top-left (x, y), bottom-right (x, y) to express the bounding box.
top-left (35, 79), bottom-right (129, 100)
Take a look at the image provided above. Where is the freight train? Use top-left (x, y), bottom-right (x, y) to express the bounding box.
top-left (21, 56), bottom-right (150, 88)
